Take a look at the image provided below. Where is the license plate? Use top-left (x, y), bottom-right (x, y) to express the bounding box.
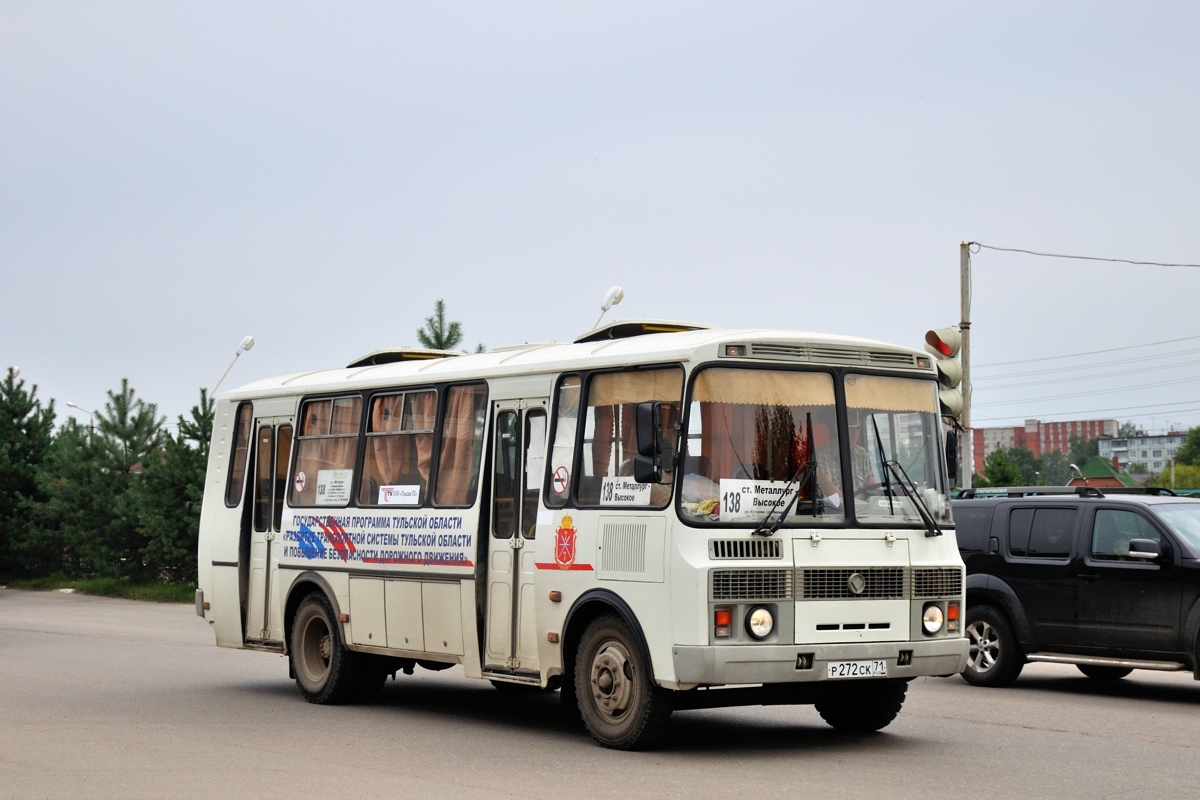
top-left (826, 659), bottom-right (888, 679)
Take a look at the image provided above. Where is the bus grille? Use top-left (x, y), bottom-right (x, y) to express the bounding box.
top-left (912, 568), bottom-right (963, 598)
top-left (709, 567), bottom-right (960, 601)
top-left (711, 569), bottom-right (793, 600)
top-left (799, 567), bottom-right (908, 600)
top-left (709, 539), bottom-right (782, 559)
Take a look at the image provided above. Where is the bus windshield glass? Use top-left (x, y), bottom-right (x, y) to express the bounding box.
top-left (845, 373), bottom-right (951, 526)
top-left (680, 367), bottom-right (845, 525)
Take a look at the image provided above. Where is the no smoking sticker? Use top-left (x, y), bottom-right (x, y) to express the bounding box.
top-left (552, 466), bottom-right (569, 494)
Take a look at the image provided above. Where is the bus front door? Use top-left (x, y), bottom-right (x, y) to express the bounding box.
top-left (483, 400), bottom-right (547, 678)
top-left (244, 416), bottom-right (293, 644)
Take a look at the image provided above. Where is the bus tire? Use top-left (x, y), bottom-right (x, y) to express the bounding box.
top-left (291, 593), bottom-right (361, 704)
top-left (815, 678), bottom-right (907, 733)
top-left (574, 614), bottom-right (671, 750)
top-left (354, 655), bottom-right (393, 702)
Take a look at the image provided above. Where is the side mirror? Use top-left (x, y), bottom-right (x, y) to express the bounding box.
top-left (633, 455), bottom-right (660, 484)
top-left (634, 401), bottom-right (675, 484)
top-left (945, 429), bottom-right (959, 484)
top-left (1128, 538), bottom-right (1169, 562)
top-left (636, 401), bottom-right (661, 458)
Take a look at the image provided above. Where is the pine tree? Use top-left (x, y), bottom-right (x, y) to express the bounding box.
top-left (0, 368), bottom-right (56, 575)
top-left (28, 379), bottom-right (167, 579)
top-left (23, 420), bottom-right (107, 576)
top-left (981, 448), bottom-right (1022, 487)
top-left (138, 389), bottom-right (213, 583)
top-left (1173, 427), bottom-right (1200, 467)
top-left (416, 299), bottom-right (464, 351)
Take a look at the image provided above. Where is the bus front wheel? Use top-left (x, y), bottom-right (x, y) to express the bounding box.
top-left (291, 593), bottom-right (361, 704)
top-left (574, 614), bottom-right (671, 750)
top-left (815, 678), bottom-right (908, 733)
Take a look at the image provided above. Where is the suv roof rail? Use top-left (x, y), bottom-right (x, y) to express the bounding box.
top-left (956, 485), bottom-right (1178, 499)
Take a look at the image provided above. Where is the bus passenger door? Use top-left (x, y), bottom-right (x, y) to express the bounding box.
top-left (483, 399), bottom-right (547, 677)
top-left (244, 416), bottom-right (293, 644)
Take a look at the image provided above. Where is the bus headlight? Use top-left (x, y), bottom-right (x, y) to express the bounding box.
top-left (746, 606), bottom-right (774, 639)
top-left (922, 603), bottom-right (945, 635)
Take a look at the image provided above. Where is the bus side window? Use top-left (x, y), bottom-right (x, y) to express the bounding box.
top-left (434, 384), bottom-right (488, 506)
top-left (253, 425), bottom-right (274, 532)
top-left (579, 367), bottom-right (682, 507)
top-left (224, 401), bottom-right (253, 507)
top-left (288, 396), bottom-right (362, 508)
top-left (272, 425), bottom-right (292, 531)
top-left (545, 375), bottom-right (580, 508)
top-left (522, 409), bottom-right (546, 537)
top-left (359, 390), bottom-right (435, 507)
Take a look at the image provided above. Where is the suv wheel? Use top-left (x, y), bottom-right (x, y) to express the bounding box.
top-left (963, 604), bottom-right (1024, 687)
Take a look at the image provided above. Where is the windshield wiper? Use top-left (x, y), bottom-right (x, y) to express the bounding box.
top-left (750, 462), bottom-right (812, 537)
top-left (880, 458), bottom-right (944, 538)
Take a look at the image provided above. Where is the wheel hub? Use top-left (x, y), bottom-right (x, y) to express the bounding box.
top-left (967, 620), bottom-right (999, 672)
top-left (589, 642), bottom-right (633, 718)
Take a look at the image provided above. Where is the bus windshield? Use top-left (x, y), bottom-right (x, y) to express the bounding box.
top-left (680, 367), bottom-right (845, 525)
top-left (845, 373), bottom-right (951, 526)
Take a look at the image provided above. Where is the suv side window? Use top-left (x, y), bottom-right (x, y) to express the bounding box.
top-left (1090, 509), bottom-right (1163, 562)
top-left (1009, 507), bottom-right (1075, 559)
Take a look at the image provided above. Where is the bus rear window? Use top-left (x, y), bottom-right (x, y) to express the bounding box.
top-left (224, 401), bottom-right (253, 507)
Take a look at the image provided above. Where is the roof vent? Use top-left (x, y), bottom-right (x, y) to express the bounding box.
top-left (346, 349), bottom-right (463, 368)
top-left (574, 319), bottom-right (710, 344)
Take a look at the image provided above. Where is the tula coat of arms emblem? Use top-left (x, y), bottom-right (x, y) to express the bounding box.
top-left (554, 515), bottom-right (578, 570)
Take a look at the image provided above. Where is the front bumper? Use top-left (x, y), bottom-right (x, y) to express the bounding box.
top-left (672, 636), bottom-right (968, 686)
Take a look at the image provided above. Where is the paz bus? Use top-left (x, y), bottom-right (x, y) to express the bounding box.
top-left (196, 319), bottom-right (968, 749)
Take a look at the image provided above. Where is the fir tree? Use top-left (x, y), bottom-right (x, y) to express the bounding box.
top-left (23, 420), bottom-right (107, 576)
top-left (137, 389), bottom-right (213, 583)
top-left (417, 299), bottom-right (464, 351)
top-left (28, 379), bottom-right (167, 579)
top-left (0, 368), bottom-right (56, 575)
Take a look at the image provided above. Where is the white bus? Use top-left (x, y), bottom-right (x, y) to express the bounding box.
top-left (196, 319), bottom-right (968, 749)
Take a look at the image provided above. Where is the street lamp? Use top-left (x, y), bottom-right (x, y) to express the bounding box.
top-left (211, 335), bottom-right (255, 396)
top-left (66, 402), bottom-right (96, 433)
top-left (1069, 463), bottom-right (1087, 487)
top-left (591, 286), bottom-right (624, 330)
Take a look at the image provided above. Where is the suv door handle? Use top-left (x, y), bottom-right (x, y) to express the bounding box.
top-left (1078, 573), bottom-right (1101, 583)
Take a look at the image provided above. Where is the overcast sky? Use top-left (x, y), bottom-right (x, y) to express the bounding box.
top-left (4, 2), bottom-right (1199, 436)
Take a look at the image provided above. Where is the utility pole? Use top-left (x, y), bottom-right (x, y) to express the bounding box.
top-left (961, 242), bottom-right (973, 490)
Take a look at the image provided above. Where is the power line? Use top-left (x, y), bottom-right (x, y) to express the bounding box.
top-left (973, 355), bottom-right (1200, 389)
top-left (971, 242), bottom-right (1200, 270)
top-left (973, 374), bottom-right (1200, 407)
top-left (974, 334), bottom-right (1200, 369)
top-left (973, 399), bottom-right (1200, 424)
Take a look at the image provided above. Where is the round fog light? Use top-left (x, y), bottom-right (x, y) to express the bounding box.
top-left (922, 604), bottom-right (945, 634)
top-left (746, 606), bottom-right (774, 639)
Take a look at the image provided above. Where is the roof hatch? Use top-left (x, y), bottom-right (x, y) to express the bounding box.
top-left (574, 319), bottom-right (710, 344)
top-left (346, 349), bottom-right (463, 368)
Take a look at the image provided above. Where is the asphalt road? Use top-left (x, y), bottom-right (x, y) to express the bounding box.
top-left (3, 587), bottom-right (1198, 799)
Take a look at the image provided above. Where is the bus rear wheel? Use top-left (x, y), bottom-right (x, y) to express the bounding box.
top-left (575, 615), bottom-right (671, 750)
top-left (815, 679), bottom-right (908, 733)
top-left (291, 594), bottom-right (361, 704)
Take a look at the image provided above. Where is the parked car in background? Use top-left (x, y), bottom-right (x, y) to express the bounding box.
top-left (952, 486), bottom-right (1200, 686)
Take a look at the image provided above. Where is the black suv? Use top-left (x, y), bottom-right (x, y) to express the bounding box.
top-left (952, 486), bottom-right (1200, 686)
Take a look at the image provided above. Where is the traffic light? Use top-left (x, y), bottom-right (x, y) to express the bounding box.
top-left (924, 327), bottom-right (964, 418)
